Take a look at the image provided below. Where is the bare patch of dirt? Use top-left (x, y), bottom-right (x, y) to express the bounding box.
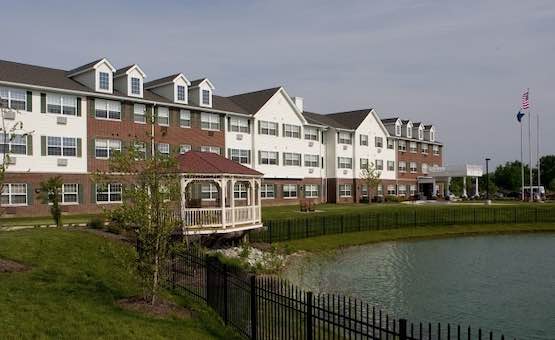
top-left (0, 258), bottom-right (29, 273)
top-left (117, 297), bottom-right (193, 319)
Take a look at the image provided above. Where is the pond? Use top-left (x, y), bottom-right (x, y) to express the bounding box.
top-left (283, 233), bottom-right (555, 340)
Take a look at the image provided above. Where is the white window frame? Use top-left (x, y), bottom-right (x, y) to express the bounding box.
top-left (0, 87), bottom-right (26, 110)
top-left (46, 93), bottom-right (77, 116)
top-left (95, 99), bottom-right (121, 121)
top-left (304, 184), bottom-right (319, 198)
top-left (398, 140), bottom-right (406, 152)
top-left (179, 144), bottom-right (191, 154)
top-left (387, 185), bottom-right (396, 195)
top-left (134, 141), bottom-right (147, 160)
top-left (0, 134), bottom-right (27, 155)
top-left (47, 136), bottom-right (77, 157)
top-left (283, 184), bottom-right (298, 199)
top-left (131, 77), bottom-right (141, 95)
top-left (96, 183), bottom-right (122, 204)
top-left (283, 153), bottom-right (301, 166)
top-left (338, 131), bottom-right (352, 144)
top-left (360, 134), bottom-right (368, 146)
top-left (61, 183), bottom-right (79, 204)
top-left (177, 85), bottom-right (187, 102)
top-left (202, 89), bottom-right (211, 106)
top-left (421, 143), bottom-right (429, 154)
top-left (304, 127), bottom-right (318, 141)
top-left (360, 158), bottom-right (369, 170)
top-left (410, 184), bottom-right (417, 196)
top-left (339, 184), bottom-right (352, 197)
top-left (157, 107), bottom-right (169, 126)
top-left (283, 124), bottom-right (301, 138)
top-left (259, 151), bottom-right (278, 165)
top-left (399, 161), bottom-right (407, 172)
top-left (158, 143), bottom-right (170, 155)
top-left (229, 149), bottom-right (250, 164)
top-left (201, 112), bottom-right (220, 131)
top-left (418, 128), bottom-right (424, 140)
top-left (230, 117), bottom-right (249, 133)
top-left (433, 145), bottom-right (440, 155)
top-left (99, 72), bottom-right (110, 90)
top-left (375, 159), bottom-right (384, 171)
top-left (233, 182), bottom-right (248, 200)
top-left (422, 163), bottom-right (429, 174)
top-left (387, 160), bottom-right (395, 171)
top-left (259, 120), bottom-right (278, 136)
top-left (95, 139), bottom-right (121, 159)
top-left (375, 136), bottom-right (383, 148)
top-left (337, 157), bottom-right (352, 169)
top-left (304, 154), bottom-right (319, 167)
top-left (398, 185), bottom-right (407, 196)
top-left (133, 104), bottom-right (146, 124)
top-left (409, 142), bottom-right (417, 153)
top-left (1, 183), bottom-right (27, 206)
top-left (410, 162), bottom-right (417, 173)
top-left (387, 138), bottom-right (394, 149)
top-left (407, 126), bottom-right (412, 138)
top-left (395, 124), bottom-right (402, 136)
top-left (201, 183), bottom-right (218, 201)
top-left (261, 184), bottom-right (275, 199)
top-left (201, 146), bottom-right (220, 154)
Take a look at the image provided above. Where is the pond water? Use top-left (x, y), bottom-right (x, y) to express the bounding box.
top-left (283, 233), bottom-right (555, 340)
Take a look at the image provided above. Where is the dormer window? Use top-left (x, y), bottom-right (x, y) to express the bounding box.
top-left (202, 90), bottom-right (210, 105)
top-left (99, 72), bottom-right (110, 90)
top-left (418, 128), bottom-right (424, 140)
top-left (407, 126), bottom-right (412, 138)
top-left (131, 78), bottom-right (141, 95)
top-left (177, 85), bottom-right (186, 102)
top-left (430, 130), bottom-right (435, 141)
top-left (395, 124), bottom-right (401, 136)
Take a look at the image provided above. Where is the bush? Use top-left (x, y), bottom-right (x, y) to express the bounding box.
top-left (385, 195), bottom-right (403, 203)
top-left (106, 223), bottom-right (122, 234)
top-left (87, 216), bottom-right (105, 229)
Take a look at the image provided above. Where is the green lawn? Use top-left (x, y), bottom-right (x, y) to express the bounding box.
top-left (0, 228), bottom-right (239, 339)
top-left (275, 223), bottom-right (555, 252)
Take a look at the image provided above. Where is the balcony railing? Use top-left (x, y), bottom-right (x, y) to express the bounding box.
top-left (183, 205), bottom-right (261, 230)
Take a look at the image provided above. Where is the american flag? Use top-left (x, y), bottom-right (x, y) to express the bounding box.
top-left (521, 89), bottom-right (530, 110)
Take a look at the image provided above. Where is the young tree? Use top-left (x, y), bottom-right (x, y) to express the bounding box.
top-left (360, 161), bottom-right (382, 202)
top-left (38, 176), bottom-right (63, 227)
top-left (95, 132), bottom-right (182, 305)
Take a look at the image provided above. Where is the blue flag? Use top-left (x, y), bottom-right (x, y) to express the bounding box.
top-left (516, 111), bottom-right (525, 123)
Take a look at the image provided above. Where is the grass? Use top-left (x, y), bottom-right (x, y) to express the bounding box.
top-left (0, 213), bottom-right (96, 227)
top-left (275, 223), bottom-right (555, 253)
top-left (0, 228), bottom-right (239, 339)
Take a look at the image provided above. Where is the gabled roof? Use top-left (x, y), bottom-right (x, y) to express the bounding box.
top-left (114, 64), bottom-right (146, 78)
top-left (301, 111), bottom-right (342, 127)
top-left (424, 124), bottom-right (434, 130)
top-left (177, 151), bottom-right (262, 176)
top-left (401, 119), bottom-right (412, 125)
top-left (227, 87), bottom-right (281, 116)
top-left (66, 57), bottom-right (115, 76)
top-left (190, 78), bottom-right (215, 89)
top-left (381, 117), bottom-right (401, 125)
top-left (144, 73), bottom-right (190, 89)
top-left (325, 109), bottom-right (373, 130)
top-left (212, 95), bottom-right (250, 115)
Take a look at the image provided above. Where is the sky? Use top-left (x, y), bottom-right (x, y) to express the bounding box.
top-left (2, 0), bottom-right (554, 168)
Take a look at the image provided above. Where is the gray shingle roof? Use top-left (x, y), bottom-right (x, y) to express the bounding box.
top-left (325, 109), bottom-right (373, 130)
top-left (144, 74), bottom-right (180, 88)
top-left (114, 65), bottom-right (135, 76)
top-left (227, 87), bottom-right (281, 115)
top-left (381, 117), bottom-right (400, 124)
top-left (190, 78), bottom-right (207, 87)
top-left (66, 58), bottom-right (104, 75)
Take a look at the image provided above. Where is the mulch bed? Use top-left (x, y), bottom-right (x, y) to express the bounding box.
top-left (117, 297), bottom-right (193, 319)
top-left (0, 258), bottom-right (29, 273)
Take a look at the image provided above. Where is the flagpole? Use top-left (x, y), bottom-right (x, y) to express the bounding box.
top-left (520, 119), bottom-right (524, 201)
top-left (528, 89), bottom-right (533, 202)
top-left (537, 114), bottom-right (541, 200)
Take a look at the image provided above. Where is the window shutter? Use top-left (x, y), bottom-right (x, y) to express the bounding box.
top-left (337, 132), bottom-right (340, 143)
top-left (27, 184), bottom-right (33, 206)
top-left (258, 121), bottom-right (261, 134)
top-left (27, 135), bottom-right (33, 156)
top-left (247, 120), bottom-right (251, 134)
top-left (90, 182), bottom-right (96, 203)
top-left (40, 93), bottom-right (46, 113)
top-left (258, 151), bottom-right (261, 164)
top-left (227, 148), bottom-right (231, 158)
top-left (227, 117), bottom-right (231, 131)
top-left (78, 184), bottom-right (83, 204)
top-left (120, 102), bottom-right (126, 121)
top-left (321, 157), bottom-right (324, 169)
top-left (247, 150), bottom-right (251, 163)
top-left (76, 138), bottom-right (82, 157)
top-left (276, 152), bottom-right (279, 165)
top-left (219, 115), bottom-right (225, 131)
top-left (26, 91), bottom-right (32, 112)
top-left (41, 136), bottom-right (46, 156)
top-left (76, 97), bottom-right (82, 116)
top-left (88, 98), bottom-right (95, 117)
top-left (172, 109), bottom-right (179, 126)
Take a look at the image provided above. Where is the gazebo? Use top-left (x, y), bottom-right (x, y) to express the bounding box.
top-left (176, 151), bottom-right (264, 235)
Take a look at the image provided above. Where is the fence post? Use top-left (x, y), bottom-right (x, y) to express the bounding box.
top-left (399, 319), bottom-right (408, 340)
top-left (268, 220), bottom-right (272, 243)
top-left (250, 275), bottom-right (257, 340)
top-left (223, 264), bottom-right (228, 325)
top-left (171, 251), bottom-right (176, 290)
top-left (306, 291), bottom-right (313, 340)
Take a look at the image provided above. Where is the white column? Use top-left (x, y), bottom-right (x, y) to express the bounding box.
top-left (256, 178), bottom-right (262, 222)
top-left (444, 177), bottom-right (451, 198)
top-left (462, 177), bottom-right (467, 198)
top-left (230, 178), bottom-right (236, 228)
top-left (180, 177), bottom-right (187, 233)
top-left (250, 178), bottom-right (256, 224)
top-left (220, 178), bottom-right (226, 228)
top-left (475, 177), bottom-right (479, 197)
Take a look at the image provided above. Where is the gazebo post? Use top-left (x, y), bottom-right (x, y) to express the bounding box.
top-left (230, 178), bottom-right (236, 228)
top-left (250, 178), bottom-right (256, 224)
top-left (220, 178), bottom-right (227, 229)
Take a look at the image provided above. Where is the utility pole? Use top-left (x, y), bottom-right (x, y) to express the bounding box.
top-left (485, 158), bottom-right (491, 202)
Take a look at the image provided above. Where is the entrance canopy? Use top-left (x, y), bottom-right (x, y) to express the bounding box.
top-left (177, 152), bottom-right (264, 235)
top-left (428, 164), bottom-right (484, 198)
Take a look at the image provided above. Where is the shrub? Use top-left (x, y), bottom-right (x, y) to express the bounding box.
top-left (106, 223), bottom-right (122, 234)
top-left (87, 216), bottom-right (105, 229)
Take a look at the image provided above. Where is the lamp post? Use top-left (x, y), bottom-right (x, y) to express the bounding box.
top-left (485, 158), bottom-right (491, 201)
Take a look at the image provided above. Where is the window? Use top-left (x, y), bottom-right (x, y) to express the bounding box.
top-left (201, 183), bottom-right (218, 200)
top-left (430, 130), bottom-right (435, 142)
top-left (158, 143), bottom-right (170, 155)
top-left (176, 110), bottom-right (190, 128)
top-left (410, 162), bottom-right (417, 173)
top-left (304, 184), bottom-right (319, 198)
top-left (259, 151), bottom-right (278, 165)
top-left (304, 154), bottom-right (319, 167)
top-left (283, 124), bottom-right (301, 138)
top-left (418, 129), bottom-right (424, 140)
top-left (261, 184), bottom-right (275, 199)
top-left (95, 99), bottom-right (121, 120)
top-left (360, 158), bottom-right (369, 169)
top-left (96, 183), bottom-right (122, 203)
top-left (433, 145), bottom-right (440, 155)
top-left (406, 126), bottom-right (412, 138)
top-left (179, 144), bottom-right (191, 154)
top-left (375, 136), bottom-right (383, 148)
top-left (229, 149), bottom-right (250, 164)
top-left (338, 132), bottom-right (352, 144)
top-left (202, 89), bottom-right (210, 105)
top-left (0, 87), bottom-right (26, 110)
top-left (337, 157), bottom-right (352, 169)
top-left (259, 121), bottom-right (279, 136)
top-left (99, 72), bottom-right (110, 90)
top-left (395, 124), bottom-right (401, 136)
top-left (304, 127), bottom-right (318, 141)
top-left (134, 104), bottom-right (146, 123)
top-left (387, 185), bottom-right (396, 195)
top-left (0, 134), bottom-right (27, 154)
top-left (61, 184), bottom-right (79, 204)
top-left (398, 140), bottom-right (406, 152)
top-left (47, 137), bottom-right (77, 157)
top-left (387, 138), bottom-right (394, 149)
top-left (398, 161), bottom-right (407, 172)
top-left (157, 107), bottom-right (169, 126)
top-left (283, 153), bottom-right (301, 166)
top-left (201, 146), bottom-right (220, 154)
top-left (421, 143), bottom-right (429, 154)
top-left (131, 77), bottom-right (141, 95)
top-left (230, 117), bottom-right (249, 133)
top-left (134, 141), bottom-right (147, 160)
top-left (47, 94), bottom-right (76, 115)
top-left (360, 134), bottom-right (368, 146)
top-left (387, 160), bottom-right (395, 171)
top-left (1, 183), bottom-right (27, 206)
top-left (398, 185), bottom-right (407, 196)
top-left (375, 159), bottom-right (384, 170)
top-left (361, 185), bottom-right (368, 198)
top-left (339, 184), bottom-right (352, 197)
top-left (201, 112), bottom-right (220, 130)
top-left (409, 142), bottom-right (417, 153)
top-left (234, 183), bottom-right (248, 199)
top-left (422, 163), bottom-right (429, 174)
top-left (177, 85), bottom-right (186, 102)
top-left (283, 184), bottom-right (297, 199)
top-left (377, 184), bottom-right (383, 196)
top-left (95, 139), bottom-right (121, 159)
top-left (410, 185), bottom-right (417, 196)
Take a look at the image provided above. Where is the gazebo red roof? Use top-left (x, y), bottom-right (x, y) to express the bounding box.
top-left (177, 151), bottom-right (263, 176)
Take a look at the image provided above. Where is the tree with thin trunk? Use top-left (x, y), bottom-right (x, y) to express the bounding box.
top-left (360, 162), bottom-right (382, 203)
top-left (94, 111), bottom-right (181, 305)
top-left (38, 176), bottom-right (63, 227)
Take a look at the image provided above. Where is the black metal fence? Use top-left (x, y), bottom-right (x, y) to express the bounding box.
top-left (165, 247), bottom-right (516, 340)
top-left (249, 206), bottom-right (555, 243)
